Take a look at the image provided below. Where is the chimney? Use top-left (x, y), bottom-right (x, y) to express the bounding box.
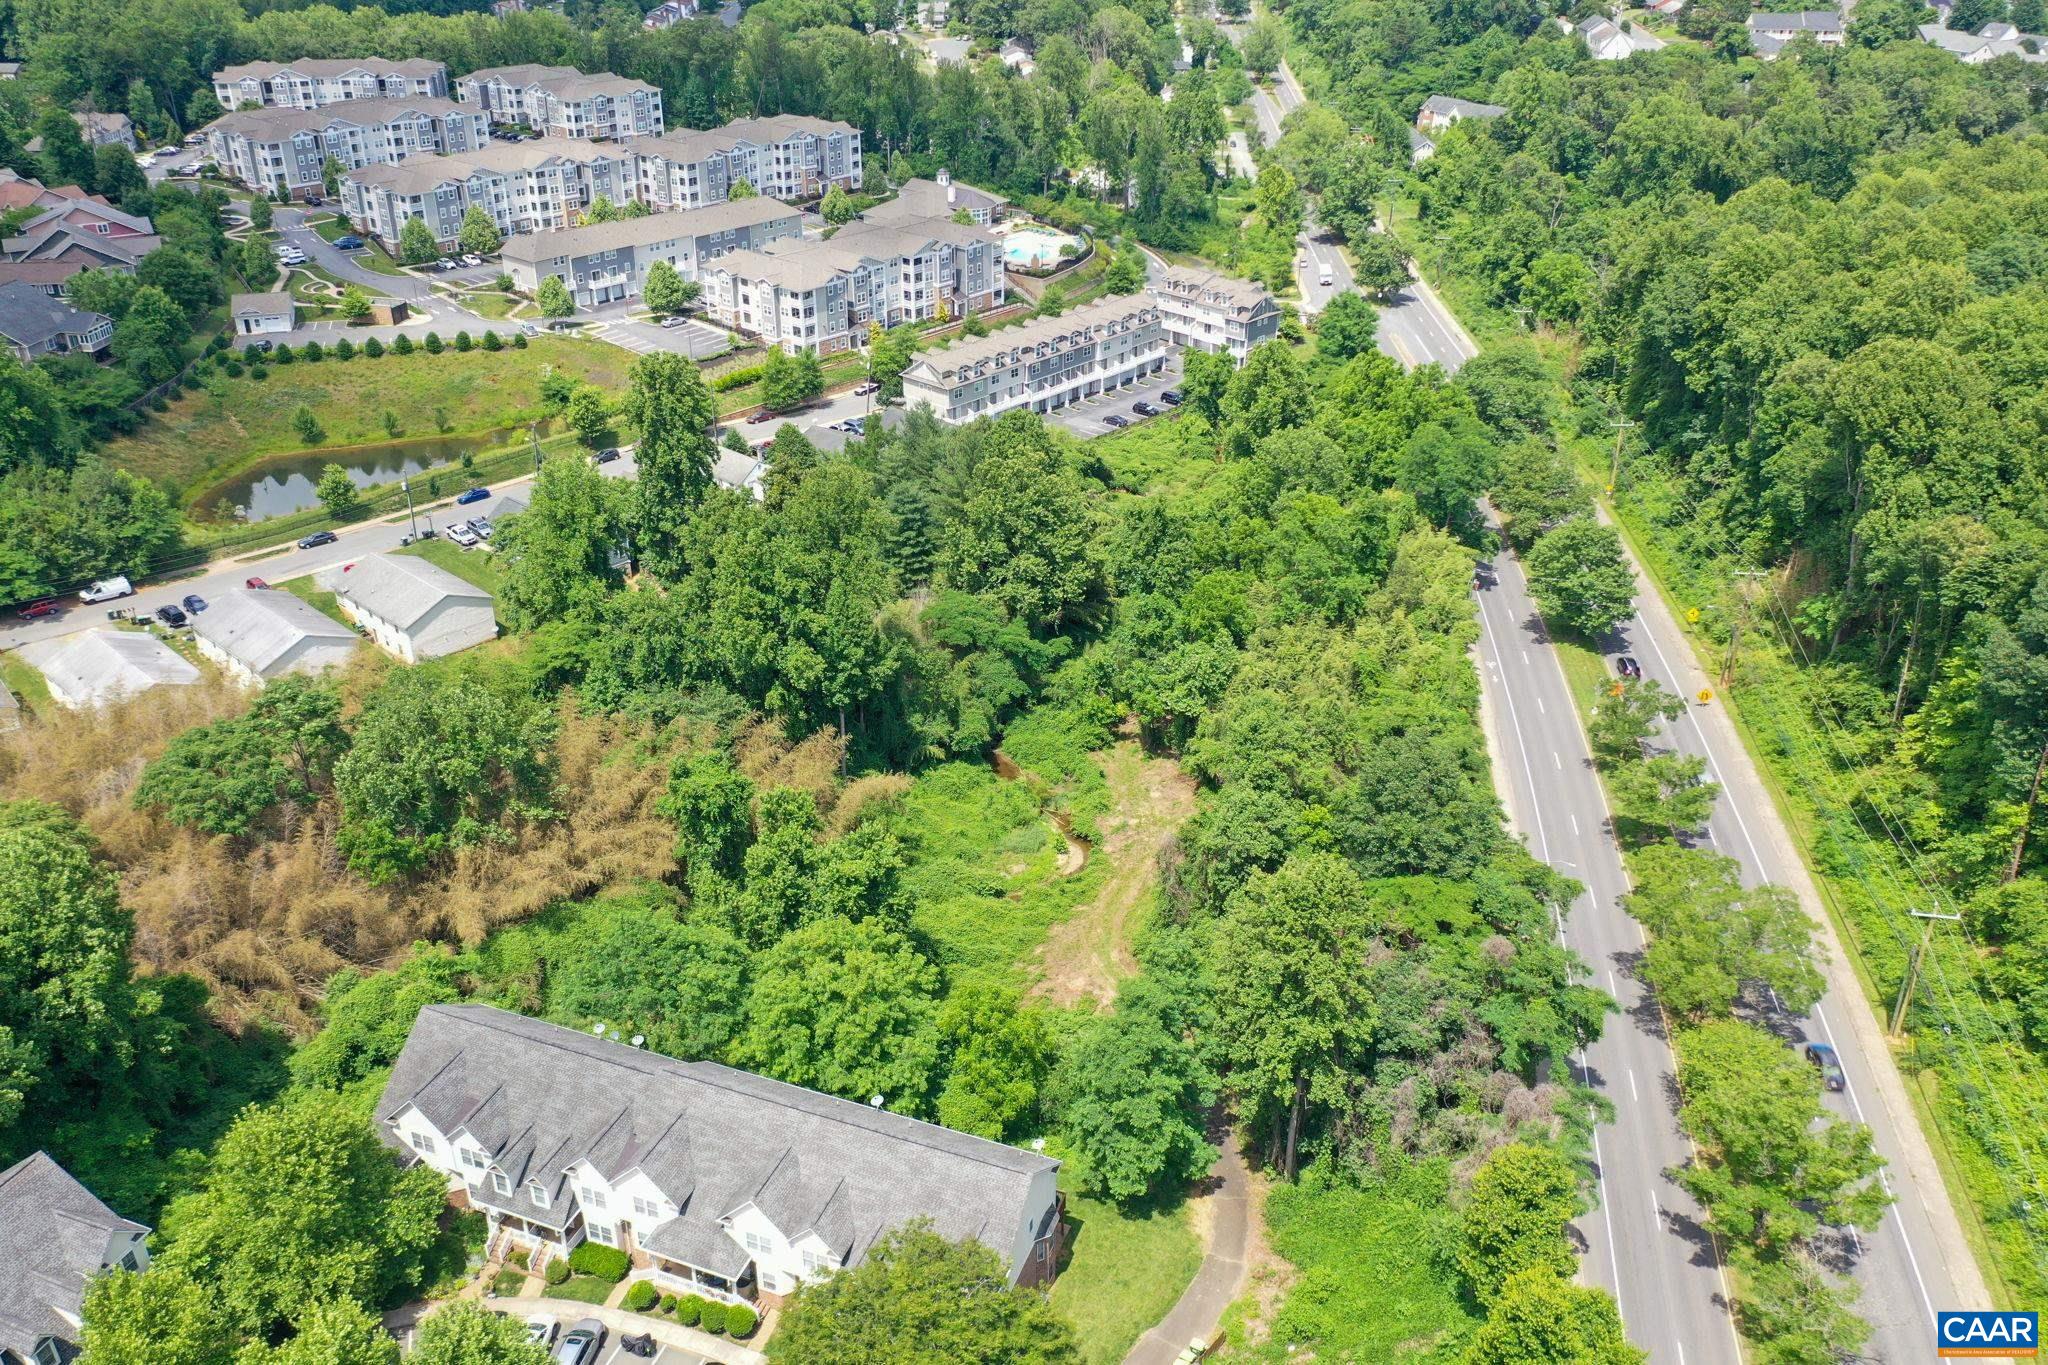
top-left (938, 168), bottom-right (954, 203)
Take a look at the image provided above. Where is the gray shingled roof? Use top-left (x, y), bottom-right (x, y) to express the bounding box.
top-left (864, 177), bottom-right (1008, 223)
top-left (0, 280), bottom-right (106, 348)
top-left (211, 96), bottom-right (470, 138)
top-left (230, 291), bottom-right (294, 319)
top-left (1151, 265), bottom-right (1279, 320)
top-left (905, 295), bottom-right (1157, 379)
top-left (1418, 94), bottom-right (1507, 119)
top-left (0, 1152), bottom-right (146, 1360)
top-left (192, 588), bottom-right (358, 679)
top-left (1746, 10), bottom-right (1844, 29)
top-left (377, 1005), bottom-right (1057, 1276)
top-left (18, 630), bottom-right (198, 708)
top-left (320, 552), bottom-right (490, 631)
top-left (500, 197), bottom-right (800, 263)
top-left (216, 56), bottom-right (444, 82)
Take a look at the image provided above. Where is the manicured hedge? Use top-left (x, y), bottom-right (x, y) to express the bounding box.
top-left (623, 1280), bottom-right (658, 1311)
top-left (674, 1297), bottom-right (701, 1327)
top-left (725, 1304), bottom-right (758, 1339)
top-left (698, 1301), bottom-right (727, 1335)
top-left (567, 1241), bottom-right (630, 1282)
top-left (544, 1258), bottom-right (570, 1286)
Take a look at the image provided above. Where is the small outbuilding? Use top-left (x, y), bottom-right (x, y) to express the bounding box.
top-left (231, 290), bottom-right (296, 335)
top-left (17, 629), bottom-right (200, 709)
top-left (320, 553), bottom-right (496, 663)
top-left (191, 587), bottom-right (360, 685)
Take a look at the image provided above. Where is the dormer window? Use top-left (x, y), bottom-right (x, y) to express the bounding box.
top-left (530, 1181), bottom-right (550, 1209)
top-left (491, 1168), bottom-right (512, 1196)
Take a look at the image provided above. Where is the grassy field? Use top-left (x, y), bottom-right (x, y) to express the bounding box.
top-left (1051, 1186), bottom-right (1203, 1365)
top-left (281, 575), bottom-right (350, 626)
top-left (547, 1275), bottom-right (615, 1305)
top-left (0, 651), bottom-right (52, 722)
top-left (396, 538), bottom-right (508, 597)
top-left (104, 337), bottom-right (629, 500)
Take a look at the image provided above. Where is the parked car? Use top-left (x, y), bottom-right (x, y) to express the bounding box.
top-left (181, 594), bottom-right (209, 615)
top-left (1615, 655), bottom-right (1642, 680)
top-left (278, 251), bottom-right (306, 266)
top-left (595, 447), bottom-right (623, 464)
top-left (520, 322), bottom-right (539, 337)
top-left (154, 604), bottom-right (188, 628)
top-left (447, 524), bottom-right (480, 548)
top-left (467, 516), bottom-right (494, 540)
top-left (853, 380), bottom-right (880, 396)
top-left (17, 599), bottom-right (61, 621)
top-left (297, 530), bottom-right (337, 549)
top-left (80, 576), bottom-right (134, 604)
top-left (137, 153), bottom-right (157, 169)
top-left (747, 408), bottom-right (780, 424)
top-left (1132, 401), bottom-right (1160, 417)
top-left (244, 577), bottom-right (270, 589)
top-left (660, 314), bottom-right (688, 328)
top-left (1804, 1041), bottom-right (1846, 1092)
top-left (459, 253), bottom-right (483, 267)
top-left (304, 193), bottom-right (323, 206)
top-left (1158, 389), bottom-right (1183, 406)
top-left (456, 486), bottom-right (490, 505)
top-left (247, 339), bottom-right (275, 353)
top-left (1102, 414), bottom-right (1129, 429)
top-left (334, 234), bottom-right (365, 250)
top-left (554, 1319), bottom-right (605, 1365)
top-left (524, 1317), bottom-right (558, 1347)
top-left (182, 132), bottom-right (204, 147)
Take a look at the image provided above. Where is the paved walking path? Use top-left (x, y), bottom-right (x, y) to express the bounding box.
top-left (1123, 1140), bottom-right (1249, 1365)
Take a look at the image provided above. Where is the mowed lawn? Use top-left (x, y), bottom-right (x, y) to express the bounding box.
top-left (1051, 1186), bottom-right (1202, 1365)
top-left (103, 336), bottom-right (630, 497)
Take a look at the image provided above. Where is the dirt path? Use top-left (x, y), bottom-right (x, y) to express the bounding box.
top-left (1029, 740), bottom-right (1197, 1010)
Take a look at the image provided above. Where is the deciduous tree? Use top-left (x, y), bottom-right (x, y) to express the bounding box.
top-left (1525, 519), bottom-right (1636, 637)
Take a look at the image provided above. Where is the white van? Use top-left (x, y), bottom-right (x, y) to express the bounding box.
top-left (1318, 263), bottom-right (1335, 287)
top-left (80, 576), bottom-right (134, 604)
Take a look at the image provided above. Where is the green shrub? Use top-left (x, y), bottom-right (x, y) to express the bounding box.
top-left (567, 1241), bottom-right (630, 1282)
top-left (699, 1302), bottom-right (727, 1335)
top-left (223, 359), bottom-right (245, 377)
top-left (481, 330), bottom-right (503, 351)
top-left (272, 344), bottom-right (295, 364)
top-left (180, 372), bottom-right (201, 390)
top-left (623, 1280), bottom-right (658, 1312)
top-left (507, 1246), bottom-right (530, 1269)
top-left (424, 332), bottom-right (443, 354)
top-left (454, 330), bottom-right (473, 351)
top-left (659, 1294), bottom-right (677, 1314)
top-left (150, 395), bottom-right (169, 412)
top-left (333, 337), bottom-right (355, 360)
top-left (248, 365), bottom-right (269, 381)
top-left (363, 336), bottom-right (384, 358)
top-left (674, 1297), bottom-right (701, 1327)
top-left (301, 340), bottom-right (324, 362)
top-left (725, 1304), bottom-right (758, 1339)
top-left (544, 1258), bottom-right (570, 1286)
top-left (392, 333), bottom-right (415, 355)
top-left (208, 333), bottom-right (229, 353)
top-left (512, 332), bottom-right (527, 348)
top-left (241, 343), bottom-right (266, 361)
top-left (711, 364), bottom-right (764, 392)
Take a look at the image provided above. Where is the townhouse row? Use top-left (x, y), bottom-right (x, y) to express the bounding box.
top-left (336, 114), bottom-right (863, 239)
top-left (212, 59), bottom-right (663, 140)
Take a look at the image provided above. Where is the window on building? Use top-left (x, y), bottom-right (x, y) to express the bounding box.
top-left (120, 1250), bottom-right (142, 1272)
top-left (586, 1223), bottom-right (616, 1248)
top-left (461, 1147), bottom-right (487, 1171)
top-left (530, 1181), bottom-right (550, 1209)
top-left (491, 1168), bottom-right (512, 1196)
top-left (632, 1195), bottom-right (664, 1220)
top-left (36, 1339), bottom-right (63, 1365)
top-left (410, 1130), bottom-right (437, 1154)
top-left (742, 1229), bottom-right (774, 1255)
top-left (580, 1184), bottom-right (607, 1209)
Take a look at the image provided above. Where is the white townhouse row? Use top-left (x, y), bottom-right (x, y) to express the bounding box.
top-left (378, 1005), bottom-right (1065, 1302)
top-left (454, 64), bottom-right (665, 140)
top-left (630, 114), bottom-right (863, 207)
top-left (700, 213), bottom-right (1005, 355)
top-left (500, 197), bottom-right (805, 307)
top-left (344, 140), bottom-right (640, 245)
top-left (205, 98), bottom-right (489, 197)
top-left (899, 295), bottom-right (1170, 424)
top-left (211, 57), bottom-right (450, 111)
top-left (1148, 266), bottom-right (1281, 364)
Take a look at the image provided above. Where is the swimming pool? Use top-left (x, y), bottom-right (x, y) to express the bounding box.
top-left (998, 223), bottom-right (1082, 270)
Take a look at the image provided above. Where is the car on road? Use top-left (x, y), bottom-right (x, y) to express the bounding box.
top-left (181, 594), bottom-right (209, 615)
top-left (456, 486), bottom-right (490, 505)
top-left (303, 193), bottom-right (323, 206)
top-left (595, 447), bottom-right (623, 463)
top-left (447, 524), bottom-right (480, 548)
top-left (244, 577), bottom-right (270, 589)
top-left (80, 576), bottom-right (134, 604)
top-left (183, 133), bottom-right (204, 147)
top-left (334, 234), bottom-right (365, 250)
top-left (1132, 401), bottom-right (1159, 417)
top-left (660, 314), bottom-right (688, 328)
top-left (524, 1316), bottom-right (557, 1348)
top-left (1615, 655), bottom-right (1641, 680)
top-left (17, 599), bottom-right (61, 621)
top-left (154, 604), bottom-right (188, 628)
top-left (278, 252), bottom-right (306, 266)
top-left (747, 408), bottom-right (781, 424)
top-left (298, 530), bottom-right (338, 549)
top-left (554, 1319), bottom-right (605, 1365)
top-left (1102, 413), bottom-right (1129, 429)
top-left (1804, 1041), bottom-right (1846, 1092)
top-left (520, 323), bottom-right (539, 336)
top-left (853, 380), bottom-right (880, 396)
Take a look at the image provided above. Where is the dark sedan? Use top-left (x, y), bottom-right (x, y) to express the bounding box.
top-left (1158, 389), bottom-right (1182, 406)
top-left (1132, 401), bottom-right (1160, 417)
top-left (154, 604), bottom-right (188, 628)
top-left (1102, 414), bottom-right (1129, 429)
top-left (181, 594), bottom-right (209, 615)
top-left (456, 486), bottom-right (490, 505)
top-left (297, 530), bottom-right (337, 549)
top-left (1805, 1041), bottom-right (1846, 1092)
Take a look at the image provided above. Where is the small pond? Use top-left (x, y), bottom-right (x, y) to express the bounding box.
top-left (198, 426), bottom-right (547, 521)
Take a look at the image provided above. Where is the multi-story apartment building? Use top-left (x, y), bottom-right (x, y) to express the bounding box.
top-left (206, 99), bottom-right (489, 197)
top-left (1147, 266), bottom-right (1280, 365)
top-left (864, 169), bottom-right (1008, 227)
top-left (632, 116), bottom-right (862, 208)
top-left (344, 140), bottom-right (639, 245)
top-left (701, 213), bottom-right (1003, 353)
top-left (211, 57), bottom-right (450, 111)
top-left (500, 197), bottom-right (803, 306)
top-left (899, 296), bottom-right (1169, 424)
top-left (456, 65), bottom-right (663, 140)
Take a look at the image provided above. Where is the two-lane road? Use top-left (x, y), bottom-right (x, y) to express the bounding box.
top-left (1473, 530), bottom-right (1742, 1365)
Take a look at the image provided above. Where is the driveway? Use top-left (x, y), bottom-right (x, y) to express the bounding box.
top-left (1048, 354), bottom-right (1182, 438)
top-left (276, 209), bottom-right (429, 300)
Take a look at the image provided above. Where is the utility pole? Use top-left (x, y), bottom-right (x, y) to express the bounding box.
top-left (1608, 413), bottom-right (1634, 494)
top-left (529, 421), bottom-right (543, 476)
top-left (1889, 909), bottom-right (1963, 1036)
top-left (1721, 570), bottom-right (1768, 688)
top-left (401, 477), bottom-right (418, 541)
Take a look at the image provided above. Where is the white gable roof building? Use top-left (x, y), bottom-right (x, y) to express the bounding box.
top-left (0, 1151), bottom-right (150, 1365)
top-left (319, 553), bottom-right (496, 663)
top-left (377, 1006), bottom-right (1065, 1303)
top-left (192, 588), bottom-right (361, 685)
top-left (18, 629), bottom-right (200, 709)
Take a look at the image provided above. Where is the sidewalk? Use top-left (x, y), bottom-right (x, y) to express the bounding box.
top-left (1123, 1138), bottom-right (1249, 1365)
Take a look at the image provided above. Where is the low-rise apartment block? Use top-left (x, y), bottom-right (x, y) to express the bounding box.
top-left (206, 98), bottom-right (490, 197)
top-left (457, 65), bottom-right (664, 140)
top-left (344, 140), bottom-right (638, 246)
top-left (1148, 266), bottom-right (1280, 364)
top-left (501, 197), bottom-right (803, 306)
top-left (211, 57), bottom-right (449, 111)
top-left (701, 213), bottom-right (1004, 353)
top-left (899, 295), bottom-right (1168, 424)
top-left (631, 115), bottom-right (862, 209)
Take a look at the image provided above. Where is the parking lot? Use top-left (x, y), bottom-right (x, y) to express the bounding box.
top-left (483, 1312), bottom-right (712, 1365)
top-left (595, 316), bottom-right (733, 358)
top-left (1047, 354), bottom-right (1184, 438)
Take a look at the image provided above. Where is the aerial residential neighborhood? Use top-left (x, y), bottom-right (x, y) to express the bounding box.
top-left (0, 0), bottom-right (2037, 1362)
